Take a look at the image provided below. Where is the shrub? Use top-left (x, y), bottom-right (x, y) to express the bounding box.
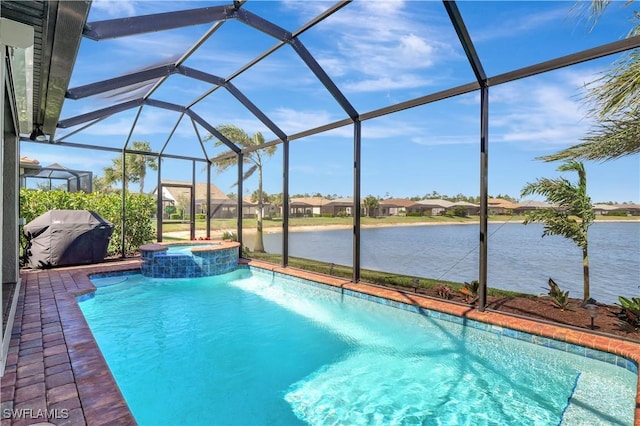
top-left (460, 280), bottom-right (479, 304)
top-left (195, 213), bottom-right (206, 220)
top-left (446, 206), bottom-right (468, 218)
top-left (169, 213), bottom-right (182, 220)
top-left (222, 231), bottom-right (238, 241)
top-left (547, 278), bottom-right (571, 310)
top-left (552, 290), bottom-right (571, 311)
top-left (336, 211), bottom-right (348, 218)
top-left (434, 285), bottom-right (452, 300)
top-left (617, 296), bottom-right (640, 328)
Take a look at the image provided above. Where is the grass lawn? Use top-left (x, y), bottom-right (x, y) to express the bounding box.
top-left (248, 251), bottom-right (529, 299)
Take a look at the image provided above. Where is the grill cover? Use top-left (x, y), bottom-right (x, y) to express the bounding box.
top-left (23, 210), bottom-right (114, 268)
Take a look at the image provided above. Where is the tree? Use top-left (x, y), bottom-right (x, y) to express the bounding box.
top-left (363, 195), bottom-right (380, 217)
top-left (208, 125), bottom-right (276, 252)
top-left (103, 141), bottom-right (157, 193)
top-left (92, 176), bottom-right (116, 194)
top-left (250, 189), bottom-right (270, 204)
top-left (520, 161), bottom-right (595, 303)
top-left (270, 192), bottom-right (283, 217)
top-left (541, 1), bottom-right (639, 162)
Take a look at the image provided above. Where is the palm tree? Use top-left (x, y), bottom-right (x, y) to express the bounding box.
top-left (209, 125), bottom-right (276, 252)
top-left (103, 141), bottom-right (157, 193)
top-left (541, 1), bottom-right (639, 162)
top-left (521, 161), bottom-right (595, 303)
top-left (363, 195), bottom-right (380, 217)
top-left (269, 192), bottom-right (283, 217)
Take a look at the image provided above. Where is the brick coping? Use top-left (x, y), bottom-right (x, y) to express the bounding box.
top-left (2, 259), bottom-right (639, 425)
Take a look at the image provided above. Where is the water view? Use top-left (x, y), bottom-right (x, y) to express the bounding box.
top-left (261, 222), bottom-right (639, 304)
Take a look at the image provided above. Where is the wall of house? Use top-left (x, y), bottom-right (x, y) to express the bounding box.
top-left (3, 108), bottom-right (18, 284)
top-left (1, 44), bottom-right (22, 376)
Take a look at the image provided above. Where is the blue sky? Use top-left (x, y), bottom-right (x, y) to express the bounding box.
top-left (21, 1), bottom-right (640, 203)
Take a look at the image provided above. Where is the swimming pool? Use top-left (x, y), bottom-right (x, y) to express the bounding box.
top-left (81, 267), bottom-right (637, 425)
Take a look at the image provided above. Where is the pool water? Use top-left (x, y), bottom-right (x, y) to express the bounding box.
top-left (81, 268), bottom-right (637, 425)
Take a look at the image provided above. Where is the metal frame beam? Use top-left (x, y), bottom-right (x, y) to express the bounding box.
top-left (443, 1), bottom-right (486, 83)
top-left (352, 120), bottom-right (361, 282)
top-left (177, 66), bottom-right (225, 86)
top-left (478, 86), bottom-right (489, 311)
top-left (66, 64), bottom-right (175, 99)
top-left (186, 110), bottom-right (240, 154)
top-left (144, 99), bottom-right (185, 113)
top-left (57, 99), bottom-right (143, 128)
top-left (282, 139), bottom-right (290, 266)
top-left (21, 138), bottom-right (210, 163)
top-left (234, 9), bottom-right (291, 42)
top-left (159, 114), bottom-right (185, 156)
top-left (489, 35), bottom-right (640, 86)
top-left (237, 153), bottom-right (244, 254)
top-left (290, 37), bottom-right (358, 120)
top-left (156, 160), bottom-right (163, 242)
top-left (444, 0), bottom-right (489, 311)
top-left (224, 81), bottom-right (287, 141)
top-left (83, 4), bottom-right (238, 41)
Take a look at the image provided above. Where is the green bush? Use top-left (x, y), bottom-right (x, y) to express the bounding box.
top-left (222, 231), bottom-right (238, 241)
top-left (20, 189), bottom-right (156, 257)
top-left (446, 206), bottom-right (468, 217)
top-left (406, 212), bottom-right (423, 217)
top-left (170, 213), bottom-right (182, 220)
top-left (336, 211), bottom-right (348, 218)
top-left (195, 213), bottom-right (206, 220)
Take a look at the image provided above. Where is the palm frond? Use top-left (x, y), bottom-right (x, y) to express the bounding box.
top-left (539, 111), bottom-right (640, 162)
top-left (520, 160), bottom-right (593, 249)
top-left (586, 50), bottom-right (640, 118)
top-left (242, 164), bottom-right (258, 181)
top-left (210, 151), bottom-right (239, 174)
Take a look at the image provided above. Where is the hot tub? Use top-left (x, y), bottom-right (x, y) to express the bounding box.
top-left (139, 241), bottom-right (241, 278)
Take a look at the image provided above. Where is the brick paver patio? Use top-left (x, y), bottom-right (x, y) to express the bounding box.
top-left (2, 261), bottom-right (140, 426)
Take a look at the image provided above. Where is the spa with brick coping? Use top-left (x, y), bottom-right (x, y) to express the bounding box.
top-left (139, 241), bottom-right (240, 278)
top-left (2, 258), bottom-right (639, 425)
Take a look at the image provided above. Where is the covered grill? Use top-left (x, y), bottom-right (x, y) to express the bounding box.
top-left (23, 210), bottom-right (113, 268)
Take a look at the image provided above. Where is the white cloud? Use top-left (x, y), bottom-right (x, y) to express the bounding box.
top-left (296, 1), bottom-right (458, 93)
top-left (90, 0), bottom-right (137, 18)
top-left (489, 74), bottom-right (595, 148)
top-left (470, 7), bottom-right (570, 42)
top-left (270, 108), bottom-right (338, 134)
top-left (343, 74), bottom-right (434, 92)
top-left (410, 135), bottom-right (477, 146)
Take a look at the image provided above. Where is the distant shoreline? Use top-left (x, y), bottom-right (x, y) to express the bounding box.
top-left (166, 218), bottom-right (639, 240)
top-left (259, 218), bottom-right (640, 235)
